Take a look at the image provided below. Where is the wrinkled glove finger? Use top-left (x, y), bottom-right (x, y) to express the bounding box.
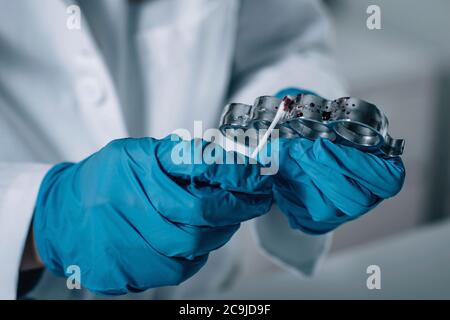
top-left (273, 183), bottom-right (345, 234)
top-left (294, 146), bottom-right (382, 217)
top-left (156, 136), bottom-right (273, 194)
top-left (130, 138), bottom-right (273, 227)
top-left (295, 138), bottom-right (405, 199)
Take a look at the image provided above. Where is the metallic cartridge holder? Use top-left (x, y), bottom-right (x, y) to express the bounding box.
top-left (331, 97), bottom-right (387, 149)
top-left (251, 96), bottom-right (298, 138)
top-left (219, 94), bottom-right (405, 157)
top-left (219, 103), bottom-right (253, 139)
top-left (286, 94), bottom-right (337, 141)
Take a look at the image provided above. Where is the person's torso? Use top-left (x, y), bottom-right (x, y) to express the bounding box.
top-left (0, 0), bottom-right (239, 163)
top-left (0, 0), bottom-right (242, 299)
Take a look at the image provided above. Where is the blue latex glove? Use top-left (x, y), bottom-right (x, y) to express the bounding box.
top-left (274, 138), bottom-right (405, 234)
top-left (33, 136), bottom-right (273, 295)
top-left (274, 87), bottom-right (318, 98)
top-left (273, 88), bottom-right (405, 234)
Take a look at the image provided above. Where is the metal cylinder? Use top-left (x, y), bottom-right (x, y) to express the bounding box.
top-left (218, 94), bottom-right (405, 157)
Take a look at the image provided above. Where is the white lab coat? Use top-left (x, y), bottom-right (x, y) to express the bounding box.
top-left (0, 0), bottom-right (346, 299)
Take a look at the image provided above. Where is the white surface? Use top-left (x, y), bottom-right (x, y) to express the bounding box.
top-left (206, 219), bottom-right (450, 299)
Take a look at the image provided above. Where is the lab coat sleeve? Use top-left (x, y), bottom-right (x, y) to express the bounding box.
top-left (229, 0), bottom-right (346, 102)
top-left (228, 0), bottom-right (347, 275)
top-left (0, 163), bottom-right (52, 299)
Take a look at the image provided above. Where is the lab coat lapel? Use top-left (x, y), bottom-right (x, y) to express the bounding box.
top-left (135, 0), bottom-right (240, 138)
top-left (58, 0), bottom-right (128, 145)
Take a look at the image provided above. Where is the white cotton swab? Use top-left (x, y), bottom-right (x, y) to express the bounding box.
top-left (250, 96), bottom-right (294, 159)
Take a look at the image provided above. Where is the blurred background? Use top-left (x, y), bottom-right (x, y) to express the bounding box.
top-left (206, 0), bottom-right (450, 299)
top-left (326, 0), bottom-right (450, 251)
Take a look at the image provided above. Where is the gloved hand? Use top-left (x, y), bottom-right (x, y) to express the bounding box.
top-left (274, 138), bottom-right (405, 234)
top-left (33, 136), bottom-right (273, 295)
top-left (272, 88), bottom-right (405, 234)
